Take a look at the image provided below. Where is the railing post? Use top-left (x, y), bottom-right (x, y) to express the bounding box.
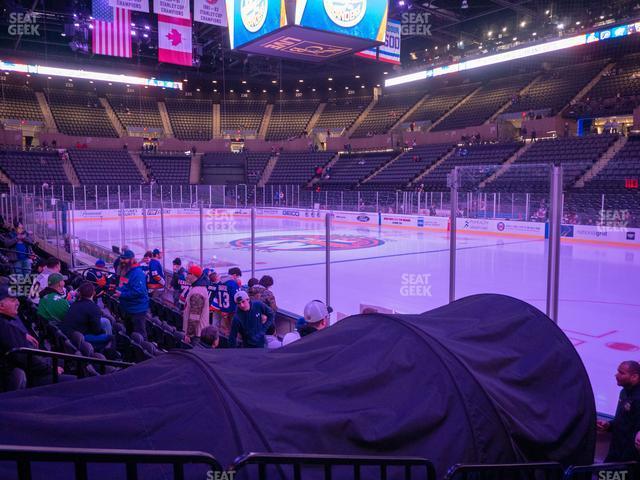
top-left (129, 184), bottom-right (132, 205)
top-left (160, 205), bottom-right (167, 278)
top-left (142, 202), bottom-right (149, 252)
top-left (54, 199), bottom-right (61, 258)
top-left (106, 185), bottom-right (110, 210)
top-left (525, 193), bottom-right (530, 221)
top-left (251, 207), bottom-right (256, 279)
top-left (119, 202), bottom-right (126, 251)
top-left (449, 168), bottom-right (458, 304)
top-left (95, 185), bottom-right (98, 210)
top-left (546, 166), bottom-right (563, 323)
top-left (325, 212), bottom-right (332, 313)
top-left (199, 205), bottom-right (204, 266)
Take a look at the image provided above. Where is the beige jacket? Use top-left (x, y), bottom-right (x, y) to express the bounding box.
top-left (183, 285), bottom-right (210, 337)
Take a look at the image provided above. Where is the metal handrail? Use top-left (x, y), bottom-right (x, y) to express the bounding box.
top-left (563, 462), bottom-right (639, 479)
top-left (231, 452), bottom-right (437, 480)
top-left (445, 462), bottom-right (564, 480)
top-left (5, 347), bottom-right (133, 386)
top-left (0, 444), bottom-right (223, 480)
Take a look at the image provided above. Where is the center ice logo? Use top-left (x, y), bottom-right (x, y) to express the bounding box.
top-left (229, 234), bottom-right (384, 251)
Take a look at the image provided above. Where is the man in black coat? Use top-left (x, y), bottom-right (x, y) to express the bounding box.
top-left (0, 284), bottom-right (73, 386)
top-left (597, 361), bottom-right (640, 461)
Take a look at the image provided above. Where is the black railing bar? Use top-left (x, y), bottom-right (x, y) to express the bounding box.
top-left (233, 452), bottom-right (433, 467)
top-left (0, 445), bottom-right (222, 470)
top-left (7, 348), bottom-right (134, 368)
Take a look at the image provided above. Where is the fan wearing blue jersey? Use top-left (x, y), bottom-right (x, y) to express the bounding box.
top-left (147, 249), bottom-right (166, 299)
top-left (207, 269), bottom-right (222, 327)
top-left (212, 267), bottom-right (242, 337)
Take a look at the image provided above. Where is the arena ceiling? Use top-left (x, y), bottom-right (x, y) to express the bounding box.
top-left (0, 0), bottom-right (634, 91)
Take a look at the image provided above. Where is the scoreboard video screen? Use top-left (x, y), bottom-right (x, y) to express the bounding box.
top-left (226, 0), bottom-right (287, 49)
top-left (295, 0), bottom-right (387, 43)
top-left (226, 0), bottom-right (388, 62)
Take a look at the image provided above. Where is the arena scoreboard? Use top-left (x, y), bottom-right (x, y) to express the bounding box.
top-left (225, 0), bottom-right (388, 62)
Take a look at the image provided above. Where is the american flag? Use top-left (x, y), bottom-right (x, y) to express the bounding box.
top-left (92, 0), bottom-right (132, 58)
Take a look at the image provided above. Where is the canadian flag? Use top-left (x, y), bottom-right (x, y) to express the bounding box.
top-left (158, 15), bottom-right (192, 66)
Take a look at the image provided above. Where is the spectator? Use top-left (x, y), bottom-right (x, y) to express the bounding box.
top-left (85, 259), bottom-right (109, 300)
top-left (147, 248), bottom-right (166, 298)
top-left (282, 300), bottom-right (331, 345)
top-left (61, 282), bottom-right (112, 350)
top-left (36, 273), bottom-right (69, 326)
top-left (597, 361), bottom-right (640, 462)
top-left (211, 267), bottom-right (242, 337)
top-left (198, 325), bottom-right (219, 349)
top-left (171, 257), bottom-right (187, 306)
top-left (207, 269), bottom-right (222, 328)
top-left (30, 257), bottom-right (61, 305)
top-left (248, 275), bottom-right (278, 312)
top-left (139, 251), bottom-right (152, 277)
top-left (228, 291), bottom-right (274, 348)
top-left (183, 265), bottom-right (210, 342)
top-left (0, 284), bottom-right (71, 386)
top-left (299, 300), bottom-right (330, 336)
top-left (4, 225), bottom-right (34, 276)
top-left (247, 278), bottom-right (260, 289)
top-left (114, 250), bottom-right (149, 339)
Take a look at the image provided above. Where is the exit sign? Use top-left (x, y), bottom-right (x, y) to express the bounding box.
top-left (625, 178), bottom-right (638, 189)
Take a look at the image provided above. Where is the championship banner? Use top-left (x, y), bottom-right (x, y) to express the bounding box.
top-left (108, 0), bottom-right (149, 13)
top-left (154, 0), bottom-right (190, 20)
top-left (195, 0), bottom-right (228, 26)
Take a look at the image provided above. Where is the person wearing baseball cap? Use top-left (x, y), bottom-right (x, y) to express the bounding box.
top-left (211, 267), bottom-right (243, 337)
top-left (147, 248), bottom-right (166, 299)
top-left (282, 300), bottom-right (332, 346)
top-left (36, 273), bottom-right (70, 326)
top-left (114, 249), bottom-right (149, 339)
top-left (228, 289), bottom-right (274, 348)
top-left (171, 257), bottom-right (187, 307)
top-left (0, 284), bottom-right (71, 385)
top-left (300, 300), bottom-right (331, 335)
top-left (86, 259), bottom-right (110, 300)
top-left (182, 264), bottom-right (211, 343)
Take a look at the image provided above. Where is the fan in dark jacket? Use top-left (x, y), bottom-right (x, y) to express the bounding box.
top-left (62, 282), bottom-right (113, 350)
top-left (0, 284), bottom-right (74, 386)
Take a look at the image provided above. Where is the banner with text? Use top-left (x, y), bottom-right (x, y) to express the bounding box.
top-left (194, 0), bottom-right (228, 26)
top-left (154, 0), bottom-right (190, 20)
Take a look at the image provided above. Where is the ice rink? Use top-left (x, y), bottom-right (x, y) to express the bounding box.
top-left (73, 212), bottom-right (640, 415)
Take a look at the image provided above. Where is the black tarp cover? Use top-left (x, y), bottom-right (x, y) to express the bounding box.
top-left (0, 294), bottom-right (596, 479)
